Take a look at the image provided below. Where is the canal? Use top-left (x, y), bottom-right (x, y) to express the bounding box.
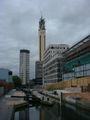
top-left (14, 101), bottom-right (90, 120)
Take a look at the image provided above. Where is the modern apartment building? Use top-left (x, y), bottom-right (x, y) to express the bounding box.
top-left (43, 44), bottom-right (69, 85)
top-left (19, 49), bottom-right (30, 85)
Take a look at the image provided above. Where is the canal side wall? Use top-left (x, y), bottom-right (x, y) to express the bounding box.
top-left (40, 91), bottom-right (90, 111)
top-left (43, 77), bottom-right (90, 92)
top-left (63, 98), bottom-right (90, 111)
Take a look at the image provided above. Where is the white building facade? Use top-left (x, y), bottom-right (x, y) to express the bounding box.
top-left (19, 49), bottom-right (30, 85)
top-left (43, 44), bottom-right (69, 85)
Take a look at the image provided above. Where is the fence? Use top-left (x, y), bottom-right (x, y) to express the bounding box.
top-left (43, 76), bottom-right (90, 90)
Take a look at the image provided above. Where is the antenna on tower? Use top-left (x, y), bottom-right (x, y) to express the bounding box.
top-left (40, 10), bottom-right (43, 19)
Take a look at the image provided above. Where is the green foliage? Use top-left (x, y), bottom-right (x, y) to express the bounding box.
top-left (13, 75), bottom-right (22, 87)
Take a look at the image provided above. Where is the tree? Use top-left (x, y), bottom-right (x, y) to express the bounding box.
top-left (13, 75), bottom-right (22, 87)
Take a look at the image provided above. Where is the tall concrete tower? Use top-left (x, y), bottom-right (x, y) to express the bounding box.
top-left (39, 16), bottom-right (46, 61)
top-left (19, 49), bottom-right (30, 85)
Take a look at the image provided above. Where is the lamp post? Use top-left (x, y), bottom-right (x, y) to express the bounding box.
top-left (59, 91), bottom-right (62, 120)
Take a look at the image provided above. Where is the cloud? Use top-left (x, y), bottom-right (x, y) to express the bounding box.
top-left (0, 0), bottom-right (90, 79)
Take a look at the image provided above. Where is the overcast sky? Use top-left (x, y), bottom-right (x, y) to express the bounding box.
top-left (0, 0), bottom-right (90, 79)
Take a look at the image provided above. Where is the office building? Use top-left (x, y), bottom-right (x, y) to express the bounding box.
top-left (19, 49), bottom-right (30, 85)
top-left (0, 68), bottom-right (12, 82)
top-left (62, 34), bottom-right (90, 80)
top-left (35, 61), bottom-right (43, 85)
top-left (43, 44), bottom-right (69, 85)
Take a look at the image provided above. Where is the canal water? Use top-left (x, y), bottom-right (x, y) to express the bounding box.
top-left (14, 102), bottom-right (90, 120)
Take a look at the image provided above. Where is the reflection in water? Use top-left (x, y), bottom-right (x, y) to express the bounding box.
top-left (29, 106), bottom-right (40, 120)
top-left (19, 107), bottom-right (29, 120)
top-left (14, 112), bottom-right (19, 120)
top-left (14, 102), bottom-right (90, 120)
top-left (40, 103), bottom-right (61, 120)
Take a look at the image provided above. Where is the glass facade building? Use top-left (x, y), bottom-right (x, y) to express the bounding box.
top-left (0, 68), bottom-right (12, 82)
